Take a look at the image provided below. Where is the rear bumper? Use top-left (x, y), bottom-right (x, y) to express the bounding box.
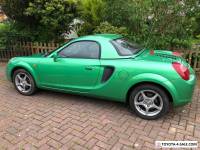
top-left (172, 73), bottom-right (196, 106)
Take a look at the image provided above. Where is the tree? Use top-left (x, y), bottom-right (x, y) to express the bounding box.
top-left (1, 0), bottom-right (35, 26)
top-left (78, 0), bottom-right (105, 25)
top-left (1, 0), bottom-right (78, 42)
top-left (103, 0), bottom-right (199, 49)
top-left (193, 1), bottom-right (200, 38)
top-left (77, 0), bottom-right (105, 35)
top-left (94, 21), bottom-right (128, 37)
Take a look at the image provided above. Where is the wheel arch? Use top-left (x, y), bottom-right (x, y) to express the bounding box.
top-left (126, 81), bottom-right (174, 104)
top-left (11, 65), bottom-right (37, 85)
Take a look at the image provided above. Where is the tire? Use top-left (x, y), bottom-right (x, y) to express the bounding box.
top-left (129, 84), bottom-right (169, 120)
top-left (13, 69), bottom-right (37, 96)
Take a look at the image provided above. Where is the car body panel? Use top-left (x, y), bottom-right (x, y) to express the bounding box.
top-left (6, 34), bottom-right (196, 107)
top-left (7, 59), bottom-right (38, 84)
top-left (37, 58), bottom-right (101, 91)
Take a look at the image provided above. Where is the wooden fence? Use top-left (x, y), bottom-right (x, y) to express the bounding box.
top-left (175, 45), bottom-right (200, 72)
top-left (0, 42), bottom-right (60, 61)
top-left (1, 42), bottom-right (200, 71)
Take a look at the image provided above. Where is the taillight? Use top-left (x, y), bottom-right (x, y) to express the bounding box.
top-left (172, 62), bottom-right (190, 80)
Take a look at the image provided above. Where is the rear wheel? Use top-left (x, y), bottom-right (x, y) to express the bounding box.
top-left (129, 84), bottom-right (169, 120)
top-left (13, 69), bottom-right (37, 96)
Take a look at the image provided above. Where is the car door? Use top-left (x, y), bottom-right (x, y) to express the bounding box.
top-left (38, 40), bottom-right (101, 92)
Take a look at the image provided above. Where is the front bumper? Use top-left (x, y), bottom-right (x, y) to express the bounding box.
top-left (6, 61), bottom-right (13, 82)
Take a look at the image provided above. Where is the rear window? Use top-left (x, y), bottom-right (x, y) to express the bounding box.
top-left (111, 38), bottom-right (143, 56)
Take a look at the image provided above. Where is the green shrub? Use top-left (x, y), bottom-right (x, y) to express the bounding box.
top-left (103, 0), bottom-right (198, 49)
top-left (77, 22), bottom-right (95, 36)
top-left (2, 0), bottom-right (78, 42)
top-left (0, 21), bottom-right (35, 50)
top-left (94, 22), bottom-right (128, 37)
top-left (0, 22), bottom-right (10, 49)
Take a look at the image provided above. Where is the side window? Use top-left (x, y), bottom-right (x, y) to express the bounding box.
top-left (58, 41), bottom-right (100, 59)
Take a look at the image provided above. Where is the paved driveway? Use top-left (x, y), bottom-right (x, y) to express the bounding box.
top-left (0, 63), bottom-right (200, 150)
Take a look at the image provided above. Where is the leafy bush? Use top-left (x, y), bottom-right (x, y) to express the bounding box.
top-left (103, 0), bottom-right (199, 49)
top-left (78, 0), bottom-right (105, 26)
top-left (0, 21), bottom-right (35, 50)
top-left (192, 34), bottom-right (200, 46)
top-left (1, 0), bottom-right (200, 49)
top-left (170, 39), bottom-right (193, 49)
top-left (94, 22), bottom-right (128, 37)
top-left (2, 0), bottom-right (78, 42)
top-left (77, 0), bottom-right (105, 36)
top-left (0, 22), bottom-right (11, 49)
top-left (77, 22), bottom-right (95, 36)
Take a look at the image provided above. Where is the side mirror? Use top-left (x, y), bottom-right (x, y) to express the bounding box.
top-left (53, 53), bottom-right (58, 62)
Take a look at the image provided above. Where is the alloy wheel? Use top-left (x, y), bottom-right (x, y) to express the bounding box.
top-left (134, 90), bottom-right (163, 117)
top-left (14, 72), bottom-right (32, 93)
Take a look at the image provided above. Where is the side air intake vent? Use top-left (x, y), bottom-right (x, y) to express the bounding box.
top-left (101, 67), bottom-right (114, 83)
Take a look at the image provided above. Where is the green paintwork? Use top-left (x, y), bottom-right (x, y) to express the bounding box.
top-left (6, 34), bottom-right (196, 106)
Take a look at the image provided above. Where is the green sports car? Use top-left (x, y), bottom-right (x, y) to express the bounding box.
top-left (6, 34), bottom-right (196, 119)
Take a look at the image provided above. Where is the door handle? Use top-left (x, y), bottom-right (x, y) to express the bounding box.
top-left (85, 66), bottom-right (93, 70)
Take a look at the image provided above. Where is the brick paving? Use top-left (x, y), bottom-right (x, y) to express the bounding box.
top-left (0, 62), bottom-right (200, 150)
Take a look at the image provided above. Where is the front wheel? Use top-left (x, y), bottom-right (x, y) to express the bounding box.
top-left (13, 69), bottom-right (37, 96)
top-left (129, 84), bottom-right (169, 120)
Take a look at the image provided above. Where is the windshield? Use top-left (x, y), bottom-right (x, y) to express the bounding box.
top-left (111, 38), bottom-right (143, 56)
